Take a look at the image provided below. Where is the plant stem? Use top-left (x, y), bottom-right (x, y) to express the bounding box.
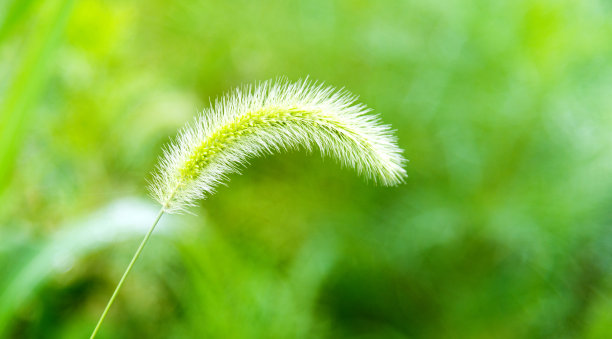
top-left (89, 208), bottom-right (165, 339)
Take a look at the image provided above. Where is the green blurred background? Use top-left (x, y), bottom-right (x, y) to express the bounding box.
top-left (1, 0), bottom-right (612, 338)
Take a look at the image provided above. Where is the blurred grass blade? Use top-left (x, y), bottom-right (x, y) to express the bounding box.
top-left (0, 0), bottom-right (75, 194)
top-left (0, 0), bottom-right (37, 42)
top-left (0, 198), bottom-right (179, 337)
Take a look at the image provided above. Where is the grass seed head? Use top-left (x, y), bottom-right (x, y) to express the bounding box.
top-left (149, 79), bottom-right (407, 213)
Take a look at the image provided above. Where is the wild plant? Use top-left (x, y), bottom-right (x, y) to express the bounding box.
top-left (90, 79), bottom-right (407, 338)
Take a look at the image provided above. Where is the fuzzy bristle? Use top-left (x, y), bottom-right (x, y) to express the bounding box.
top-left (149, 79), bottom-right (407, 213)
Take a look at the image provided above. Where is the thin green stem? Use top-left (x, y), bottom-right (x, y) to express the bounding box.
top-left (89, 208), bottom-right (165, 339)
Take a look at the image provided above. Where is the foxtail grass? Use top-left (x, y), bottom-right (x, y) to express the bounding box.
top-left (90, 79), bottom-right (407, 338)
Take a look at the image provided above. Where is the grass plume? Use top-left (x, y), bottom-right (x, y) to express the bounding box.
top-left (150, 79), bottom-right (407, 213)
top-left (91, 78), bottom-right (406, 337)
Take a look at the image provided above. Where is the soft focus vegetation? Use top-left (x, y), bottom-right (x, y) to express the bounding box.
top-left (1, 0), bottom-right (612, 338)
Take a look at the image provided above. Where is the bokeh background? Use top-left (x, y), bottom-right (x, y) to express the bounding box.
top-left (1, 0), bottom-right (612, 338)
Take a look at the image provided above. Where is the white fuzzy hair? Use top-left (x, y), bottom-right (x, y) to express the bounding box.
top-left (149, 79), bottom-right (407, 213)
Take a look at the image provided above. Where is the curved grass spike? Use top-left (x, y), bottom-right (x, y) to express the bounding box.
top-left (90, 79), bottom-right (407, 338)
top-left (150, 78), bottom-right (407, 213)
